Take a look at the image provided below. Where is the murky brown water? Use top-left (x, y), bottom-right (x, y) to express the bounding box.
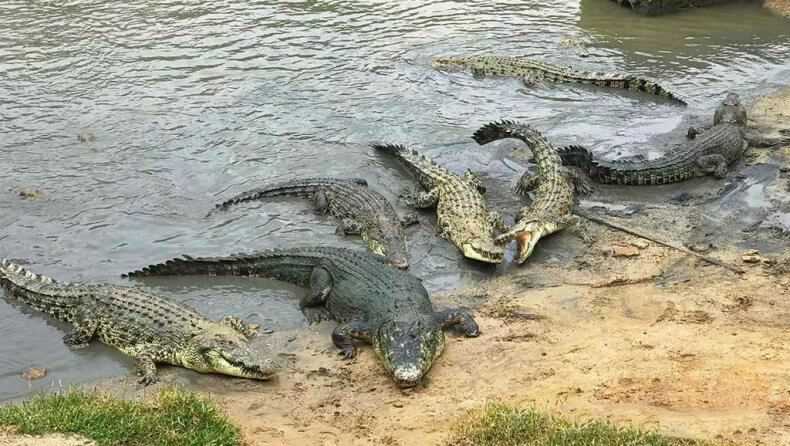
top-left (1, 0), bottom-right (788, 400)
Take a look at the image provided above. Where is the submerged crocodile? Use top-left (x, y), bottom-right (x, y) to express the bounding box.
top-left (214, 177), bottom-right (414, 269)
top-left (124, 247), bottom-right (480, 388)
top-left (372, 143), bottom-right (505, 264)
top-left (473, 120), bottom-right (588, 263)
top-left (432, 55), bottom-right (686, 105)
top-left (556, 92), bottom-right (790, 185)
top-left (0, 260), bottom-right (279, 384)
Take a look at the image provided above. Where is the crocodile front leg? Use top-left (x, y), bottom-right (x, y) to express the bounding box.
top-left (331, 321), bottom-right (371, 359)
top-left (696, 154), bottom-right (729, 178)
top-left (300, 265), bottom-right (334, 324)
top-left (433, 309), bottom-right (480, 337)
top-left (336, 218), bottom-right (363, 235)
top-left (62, 310), bottom-right (99, 349)
top-left (221, 315), bottom-right (260, 338)
top-left (488, 210), bottom-right (506, 233)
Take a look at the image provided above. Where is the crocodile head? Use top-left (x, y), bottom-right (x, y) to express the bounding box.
top-left (181, 331), bottom-right (281, 380)
top-left (461, 238), bottom-right (505, 264)
top-left (512, 220), bottom-right (561, 264)
top-left (365, 221), bottom-right (410, 270)
top-left (714, 92), bottom-right (747, 126)
top-left (371, 317), bottom-right (446, 388)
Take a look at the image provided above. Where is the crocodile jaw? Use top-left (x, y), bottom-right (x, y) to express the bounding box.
top-left (513, 222), bottom-right (560, 264)
top-left (461, 241), bottom-right (505, 264)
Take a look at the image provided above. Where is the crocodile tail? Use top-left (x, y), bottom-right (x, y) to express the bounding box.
top-left (556, 145), bottom-right (594, 170)
top-left (0, 260), bottom-right (77, 319)
top-left (123, 251), bottom-right (318, 287)
top-left (214, 177), bottom-right (368, 212)
top-left (472, 120), bottom-right (538, 146)
top-left (622, 77), bottom-right (687, 106)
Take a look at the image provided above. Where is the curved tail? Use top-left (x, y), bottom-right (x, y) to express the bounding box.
top-left (214, 177), bottom-right (367, 212)
top-left (472, 120), bottom-right (542, 146)
top-left (620, 77), bottom-right (686, 106)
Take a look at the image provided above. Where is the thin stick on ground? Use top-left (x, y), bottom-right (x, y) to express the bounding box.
top-left (575, 210), bottom-right (745, 275)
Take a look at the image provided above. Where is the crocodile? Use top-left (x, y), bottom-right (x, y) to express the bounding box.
top-left (214, 177), bottom-right (415, 269)
top-left (432, 55), bottom-right (686, 106)
top-left (0, 259), bottom-right (279, 385)
top-left (473, 120), bottom-right (588, 263)
top-left (371, 143), bottom-right (505, 264)
top-left (556, 92), bottom-right (790, 185)
top-left (611, 0), bottom-right (739, 16)
top-left (124, 246), bottom-right (480, 388)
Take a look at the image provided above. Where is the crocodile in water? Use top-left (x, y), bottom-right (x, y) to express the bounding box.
top-left (432, 55), bottom-right (686, 105)
top-left (556, 92), bottom-right (790, 185)
top-left (372, 143), bottom-right (505, 264)
top-left (214, 177), bottom-right (415, 269)
top-left (0, 260), bottom-right (279, 385)
top-left (124, 246), bottom-right (480, 388)
top-left (473, 120), bottom-right (588, 263)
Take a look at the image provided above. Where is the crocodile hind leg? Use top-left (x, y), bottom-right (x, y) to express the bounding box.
top-left (463, 169), bottom-right (487, 194)
top-left (62, 309), bottom-right (99, 349)
top-left (400, 187), bottom-right (439, 209)
top-left (400, 213), bottom-right (419, 227)
top-left (135, 354), bottom-right (159, 386)
top-left (221, 315), bottom-right (260, 338)
top-left (313, 190), bottom-right (331, 214)
top-left (696, 154), bottom-right (729, 178)
top-left (521, 71), bottom-right (549, 88)
top-left (336, 218), bottom-right (363, 235)
top-left (300, 266), bottom-right (334, 324)
top-left (513, 173), bottom-right (539, 195)
top-left (331, 321), bottom-right (371, 359)
top-left (434, 309), bottom-right (480, 337)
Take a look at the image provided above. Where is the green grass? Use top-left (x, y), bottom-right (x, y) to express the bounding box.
top-left (446, 403), bottom-right (714, 446)
top-left (0, 388), bottom-right (241, 446)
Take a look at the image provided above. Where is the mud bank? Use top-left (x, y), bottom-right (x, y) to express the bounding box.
top-left (764, 0), bottom-right (790, 17)
top-left (35, 87), bottom-right (790, 446)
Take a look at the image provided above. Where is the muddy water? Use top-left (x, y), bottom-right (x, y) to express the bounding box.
top-left (0, 1), bottom-right (788, 401)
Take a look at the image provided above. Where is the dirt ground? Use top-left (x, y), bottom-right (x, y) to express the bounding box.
top-left (764, 0), bottom-right (790, 17)
top-left (9, 88), bottom-right (790, 446)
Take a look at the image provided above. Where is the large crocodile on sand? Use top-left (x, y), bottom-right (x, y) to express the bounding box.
top-left (473, 120), bottom-right (589, 263)
top-left (214, 177), bottom-right (415, 269)
top-left (432, 55), bottom-right (686, 105)
top-left (372, 143), bottom-right (505, 264)
top-left (556, 92), bottom-right (790, 185)
top-left (124, 246), bottom-right (481, 388)
top-left (0, 259), bottom-right (279, 385)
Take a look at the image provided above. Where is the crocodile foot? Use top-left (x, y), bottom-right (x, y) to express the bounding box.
top-left (301, 306), bottom-right (332, 324)
top-left (338, 344), bottom-right (357, 360)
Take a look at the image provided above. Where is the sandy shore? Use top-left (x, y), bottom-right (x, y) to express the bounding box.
top-left (5, 87), bottom-right (790, 446)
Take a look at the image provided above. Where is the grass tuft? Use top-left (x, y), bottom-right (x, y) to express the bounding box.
top-left (0, 388), bottom-right (241, 446)
top-left (446, 403), bottom-right (713, 446)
